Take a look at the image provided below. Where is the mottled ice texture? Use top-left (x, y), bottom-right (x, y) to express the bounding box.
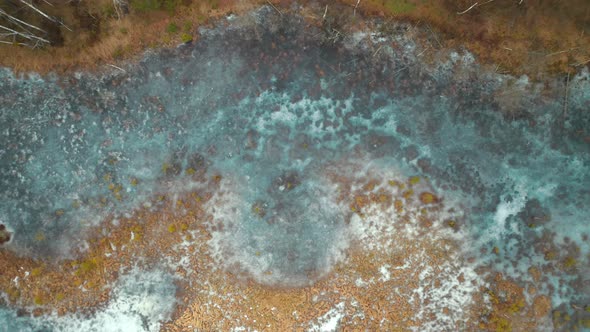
top-left (0, 268), bottom-right (176, 332)
top-left (0, 5), bottom-right (589, 330)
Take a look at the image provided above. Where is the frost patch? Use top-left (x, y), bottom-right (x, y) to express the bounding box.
top-left (49, 268), bottom-right (176, 332)
top-left (307, 302), bottom-right (346, 332)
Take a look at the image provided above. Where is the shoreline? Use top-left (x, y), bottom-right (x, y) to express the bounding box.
top-left (0, 1), bottom-right (589, 79)
top-left (0, 4), bottom-right (589, 331)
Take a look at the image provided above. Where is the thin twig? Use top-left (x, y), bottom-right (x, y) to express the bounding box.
top-left (0, 9), bottom-right (46, 33)
top-left (457, 2), bottom-right (478, 15)
top-left (571, 59), bottom-right (590, 67)
top-left (353, 0), bottom-right (361, 17)
top-left (372, 45), bottom-right (383, 57)
top-left (19, 0), bottom-right (72, 31)
top-left (266, 0), bottom-right (282, 16)
top-left (0, 24), bottom-right (50, 44)
top-left (393, 65), bottom-right (409, 76)
top-left (426, 24), bottom-right (442, 48)
top-left (323, 5), bottom-right (328, 20)
top-left (107, 64), bottom-right (126, 73)
top-left (457, 0), bottom-right (494, 15)
top-left (546, 47), bottom-right (579, 57)
top-left (417, 45), bottom-right (430, 57)
top-left (0, 40), bottom-right (28, 46)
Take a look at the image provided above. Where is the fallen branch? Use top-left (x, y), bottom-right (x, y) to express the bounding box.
top-left (0, 40), bottom-right (28, 46)
top-left (372, 45), bottom-right (382, 57)
top-left (571, 59), bottom-right (590, 67)
top-left (19, 0), bottom-right (72, 31)
top-left (426, 24), bottom-right (442, 48)
top-left (0, 9), bottom-right (46, 34)
top-left (0, 24), bottom-right (50, 44)
top-left (457, 2), bottom-right (478, 15)
top-left (417, 45), bottom-right (430, 57)
top-left (546, 47), bottom-right (579, 57)
top-left (457, 0), bottom-right (494, 15)
top-left (107, 63), bottom-right (126, 73)
top-left (266, 0), bottom-right (282, 16)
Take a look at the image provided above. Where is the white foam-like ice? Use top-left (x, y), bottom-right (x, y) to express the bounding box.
top-left (0, 267), bottom-right (176, 332)
top-left (307, 302), bottom-right (346, 332)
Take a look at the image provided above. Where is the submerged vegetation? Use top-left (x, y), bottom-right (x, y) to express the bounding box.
top-left (0, 0), bottom-right (589, 77)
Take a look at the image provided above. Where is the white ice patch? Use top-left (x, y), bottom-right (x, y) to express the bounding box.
top-left (46, 268), bottom-right (176, 332)
top-left (307, 302), bottom-right (345, 332)
top-left (205, 173), bottom-right (351, 287)
top-left (379, 264), bottom-right (391, 282)
top-left (488, 188), bottom-right (527, 241)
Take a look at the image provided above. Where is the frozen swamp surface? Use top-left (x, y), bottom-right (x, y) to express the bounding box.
top-left (0, 6), bottom-right (589, 332)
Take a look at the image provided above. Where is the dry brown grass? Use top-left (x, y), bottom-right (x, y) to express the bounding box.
top-left (0, 0), bottom-right (264, 74)
top-left (1, 0), bottom-right (589, 77)
top-left (340, 0), bottom-right (590, 78)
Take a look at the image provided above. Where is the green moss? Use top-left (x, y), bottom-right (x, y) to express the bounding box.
top-left (508, 299), bottom-right (525, 314)
top-left (112, 46), bottom-right (124, 59)
top-left (33, 294), bottom-right (45, 306)
top-left (131, 0), bottom-right (162, 11)
top-left (553, 310), bottom-right (563, 327)
top-left (544, 251), bottom-right (556, 260)
top-left (494, 316), bottom-right (512, 332)
top-left (166, 22), bottom-right (179, 33)
top-left (131, 0), bottom-right (181, 13)
top-left (564, 256), bottom-right (577, 269)
top-left (181, 33), bottom-right (192, 43)
top-left (382, 0), bottom-right (416, 15)
top-left (486, 289), bottom-right (499, 304)
top-left (183, 21), bottom-right (192, 32)
top-left (409, 176), bottom-right (420, 185)
top-left (76, 258), bottom-right (99, 275)
top-left (30, 267), bottom-right (43, 277)
top-left (6, 286), bottom-right (20, 302)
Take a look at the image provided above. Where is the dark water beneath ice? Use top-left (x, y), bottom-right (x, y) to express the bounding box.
top-left (0, 7), bottom-right (589, 331)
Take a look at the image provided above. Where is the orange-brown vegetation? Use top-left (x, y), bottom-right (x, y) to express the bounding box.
top-left (0, 0), bottom-right (264, 73)
top-left (1, 0), bottom-right (588, 77)
top-left (342, 0), bottom-right (590, 78)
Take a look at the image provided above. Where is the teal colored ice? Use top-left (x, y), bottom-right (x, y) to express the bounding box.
top-left (0, 7), bottom-right (589, 331)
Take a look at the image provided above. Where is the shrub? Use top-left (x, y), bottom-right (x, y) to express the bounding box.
top-left (167, 22), bottom-right (179, 33)
top-left (181, 33), bottom-right (192, 43)
top-left (130, 0), bottom-right (181, 13)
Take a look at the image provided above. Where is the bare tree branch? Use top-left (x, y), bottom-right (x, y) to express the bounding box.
top-left (0, 9), bottom-right (46, 34)
top-left (457, 0), bottom-right (494, 15)
top-left (18, 0), bottom-right (72, 31)
top-left (0, 24), bottom-right (50, 44)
